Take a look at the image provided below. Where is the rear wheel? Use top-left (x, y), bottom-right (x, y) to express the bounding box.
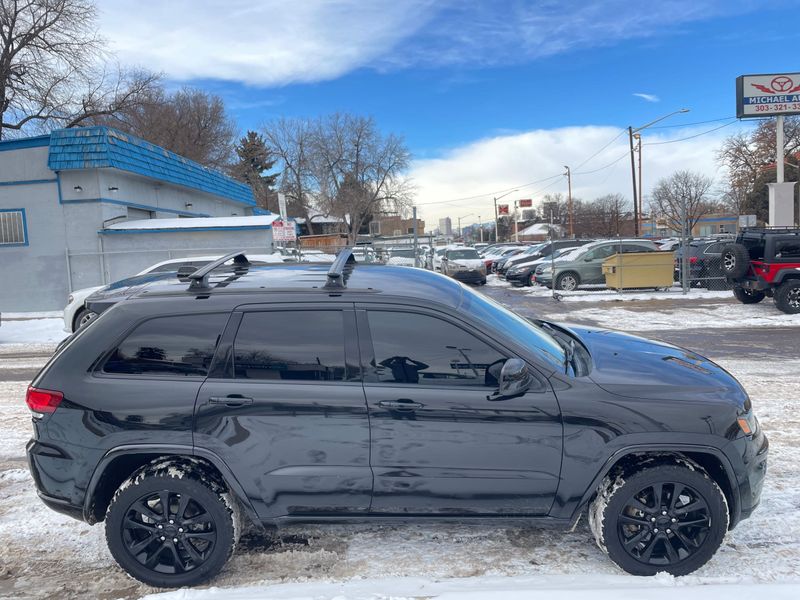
top-left (720, 243), bottom-right (750, 279)
top-left (589, 463), bottom-right (728, 576)
top-left (525, 273), bottom-right (535, 287)
top-left (733, 285), bottom-right (765, 304)
top-left (72, 308), bottom-right (97, 332)
top-left (774, 280), bottom-right (800, 314)
top-left (105, 461), bottom-right (238, 588)
top-left (555, 271), bottom-right (580, 292)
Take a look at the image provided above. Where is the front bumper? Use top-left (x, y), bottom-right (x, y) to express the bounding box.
top-left (739, 275), bottom-right (769, 291)
top-left (726, 427), bottom-right (768, 527)
top-left (450, 270), bottom-right (487, 284)
top-left (505, 271), bottom-right (530, 285)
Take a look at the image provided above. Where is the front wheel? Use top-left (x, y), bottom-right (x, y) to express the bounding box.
top-left (774, 280), bottom-right (800, 314)
top-left (733, 285), bottom-right (765, 304)
top-left (589, 463), bottom-right (728, 576)
top-left (555, 272), bottom-right (580, 291)
top-left (105, 461), bottom-right (238, 588)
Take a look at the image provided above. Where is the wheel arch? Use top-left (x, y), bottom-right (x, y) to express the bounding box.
top-left (571, 445), bottom-right (740, 529)
top-left (774, 270), bottom-right (800, 286)
top-left (83, 444), bottom-right (260, 527)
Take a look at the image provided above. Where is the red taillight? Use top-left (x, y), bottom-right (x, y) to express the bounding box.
top-left (689, 256), bottom-right (698, 264)
top-left (26, 387), bottom-right (63, 415)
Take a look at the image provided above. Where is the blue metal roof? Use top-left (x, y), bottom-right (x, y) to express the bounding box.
top-left (47, 127), bottom-right (255, 206)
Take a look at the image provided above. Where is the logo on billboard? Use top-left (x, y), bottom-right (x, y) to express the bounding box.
top-left (751, 75), bottom-right (800, 95)
top-left (498, 204), bottom-right (509, 215)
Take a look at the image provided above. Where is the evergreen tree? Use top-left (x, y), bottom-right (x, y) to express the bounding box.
top-left (231, 131), bottom-right (279, 211)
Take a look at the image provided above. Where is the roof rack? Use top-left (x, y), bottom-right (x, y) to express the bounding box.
top-left (187, 250), bottom-right (250, 290)
top-left (324, 247), bottom-right (356, 289)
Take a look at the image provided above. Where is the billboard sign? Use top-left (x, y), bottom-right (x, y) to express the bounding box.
top-left (518, 199), bottom-right (533, 208)
top-left (737, 73), bottom-right (800, 118)
top-left (272, 219), bottom-right (297, 242)
top-left (498, 204), bottom-right (509, 215)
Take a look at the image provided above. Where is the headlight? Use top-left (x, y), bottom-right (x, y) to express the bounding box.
top-left (479, 264), bottom-right (487, 273)
top-left (539, 265), bottom-right (552, 274)
top-left (507, 266), bottom-right (522, 275)
top-left (67, 294), bottom-right (74, 304)
top-left (737, 412), bottom-right (759, 436)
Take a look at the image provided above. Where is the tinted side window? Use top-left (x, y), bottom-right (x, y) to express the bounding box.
top-left (587, 245), bottom-right (617, 260)
top-left (103, 314), bottom-right (228, 376)
top-left (776, 240), bottom-right (800, 259)
top-left (233, 311), bottom-right (350, 381)
top-left (704, 243), bottom-right (723, 253)
top-left (367, 311), bottom-right (507, 387)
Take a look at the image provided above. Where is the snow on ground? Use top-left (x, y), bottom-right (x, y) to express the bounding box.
top-left (0, 347), bottom-right (797, 599)
top-left (0, 317), bottom-right (68, 353)
top-left (541, 302), bottom-right (800, 331)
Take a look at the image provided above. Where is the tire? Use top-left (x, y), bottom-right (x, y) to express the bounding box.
top-left (733, 285), bottom-right (765, 304)
top-left (105, 459), bottom-right (239, 588)
top-left (589, 463), bottom-right (728, 577)
top-left (555, 271), bottom-right (580, 292)
top-left (72, 308), bottom-right (97, 332)
top-left (774, 279), bottom-right (800, 314)
top-left (720, 244), bottom-right (750, 280)
top-left (479, 279), bottom-right (487, 285)
top-left (525, 273), bottom-right (534, 287)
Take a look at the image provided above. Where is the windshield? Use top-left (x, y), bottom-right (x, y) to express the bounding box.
top-left (435, 248), bottom-right (447, 256)
top-left (460, 287), bottom-right (565, 371)
top-left (446, 249), bottom-right (480, 260)
top-left (523, 244), bottom-right (545, 255)
top-left (390, 249), bottom-right (415, 258)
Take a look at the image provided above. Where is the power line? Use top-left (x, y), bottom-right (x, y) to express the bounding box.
top-left (648, 116), bottom-right (736, 129)
top-left (573, 128), bottom-right (628, 171)
top-left (574, 151), bottom-right (630, 175)
top-left (643, 120), bottom-right (738, 146)
top-left (413, 174), bottom-right (563, 206)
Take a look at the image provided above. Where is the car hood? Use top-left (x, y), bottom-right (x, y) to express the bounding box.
top-left (387, 257), bottom-right (416, 265)
top-left (556, 323), bottom-right (748, 408)
top-left (450, 258), bottom-right (484, 269)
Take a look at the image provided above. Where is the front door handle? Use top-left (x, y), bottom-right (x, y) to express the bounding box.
top-left (377, 399), bottom-right (424, 410)
top-left (209, 395), bottom-right (253, 407)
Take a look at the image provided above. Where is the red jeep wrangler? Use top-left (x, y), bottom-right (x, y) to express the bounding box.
top-left (721, 227), bottom-right (800, 313)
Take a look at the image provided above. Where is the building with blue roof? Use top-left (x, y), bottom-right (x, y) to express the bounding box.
top-left (0, 126), bottom-right (279, 311)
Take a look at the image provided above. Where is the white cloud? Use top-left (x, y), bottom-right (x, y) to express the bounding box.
top-left (97, 0), bottom-right (437, 86)
top-left (633, 93), bottom-right (660, 103)
top-left (411, 123), bottom-right (742, 227)
top-left (97, 0), bottom-right (759, 86)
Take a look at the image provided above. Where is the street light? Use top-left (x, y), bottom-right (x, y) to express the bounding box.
top-left (457, 213), bottom-right (475, 238)
top-left (493, 189), bottom-right (517, 243)
top-left (629, 108), bottom-right (690, 236)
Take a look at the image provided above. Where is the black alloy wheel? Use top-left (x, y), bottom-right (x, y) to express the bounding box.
top-left (774, 280), bottom-right (800, 314)
top-left (616, 481), bottom-right (710, 567)
top-left (122, 489), bottom-right (217, 576)
top-left (593, 464), bottom-right (728, 576)
top-left (106, 463), bottom-right (237, 587)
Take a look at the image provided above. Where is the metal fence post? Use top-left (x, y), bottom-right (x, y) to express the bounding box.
top-left (413, 206), bottom-right (419, 268)
top-left (681, 196), bottom-right (689, 294)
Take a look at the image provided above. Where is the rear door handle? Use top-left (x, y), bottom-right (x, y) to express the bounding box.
top-left (377, 399), bottom-right (424, 410)
top-left (209, 395), bottom-right (253, 407)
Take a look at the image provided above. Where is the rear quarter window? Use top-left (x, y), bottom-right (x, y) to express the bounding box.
top-left (102, 313), bottom-right (229, 377)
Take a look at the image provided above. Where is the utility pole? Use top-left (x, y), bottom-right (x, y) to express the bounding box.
top-left (478, 215), bottom-right (483, 242)
top-left (493, 197), bottom-right (499, 243)
top-left (635, 132), bottom-right (643, 234)
top-left (564, 166), bottom-right (573, 237)
top-left (513, 200), bottom-right (519, 242)
top-left (628, 126), bottom-right (639, 237)
top-left (777, 114), bottom-right (785, 184)
top-left (412, 206), bottom-right (419, 268)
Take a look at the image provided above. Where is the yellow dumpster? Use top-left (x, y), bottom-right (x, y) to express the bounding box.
top-left (602, 251), bottom-right (674, 290)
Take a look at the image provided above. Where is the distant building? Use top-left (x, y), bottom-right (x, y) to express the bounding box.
top-left (438, 217), bottom-right (453, 236)
top-left (517, 222), bottom-right (563, 242)
top-left (642, 213), bottom-right (740, 238)
top-left (369, 215), bottom-right (425, 236)
top-left (0, 126), bottom-right (273, 311)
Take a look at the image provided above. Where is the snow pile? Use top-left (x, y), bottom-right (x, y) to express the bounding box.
top-left (0, 317), bottom-right (68, 350)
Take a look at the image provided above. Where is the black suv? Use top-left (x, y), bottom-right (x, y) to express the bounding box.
top-left (26, 249), bottom-right (767, 587)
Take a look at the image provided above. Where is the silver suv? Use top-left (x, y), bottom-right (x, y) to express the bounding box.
top-left (535, 239), bottom-right (659, 291)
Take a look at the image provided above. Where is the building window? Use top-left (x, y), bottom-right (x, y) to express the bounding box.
top-left (369, 221), bottom-right (381, 235)
top-left (0, 209), bottom-right (27, 246)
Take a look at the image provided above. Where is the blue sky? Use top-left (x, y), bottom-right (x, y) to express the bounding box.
top-left (100, 0), bottom-right (798, 222)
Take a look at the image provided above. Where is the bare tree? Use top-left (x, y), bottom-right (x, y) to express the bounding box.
top-left (651, 170), bottom-right (717, 234)
top-left (262, 117), bottom-right (316, 228)
top-left (0, 0), bottom-right (159, 139)
top-left (311, 113), bottom-right (412, 242)
top-left (583, 193), bottom-right (630, 237)
top-left (96, 86), bottom-right (237, 169)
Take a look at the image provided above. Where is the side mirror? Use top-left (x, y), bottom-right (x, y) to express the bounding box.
top-left (489, 358), bottom-right (531, 401)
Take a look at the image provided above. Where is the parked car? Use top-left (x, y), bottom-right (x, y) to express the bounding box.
top-left (430, 246), bottom-right (448, 271)
top-left (721, 227), bottom-right (800, 313)
top-left (27, 248), bottom-right (767, 587)
top-left (506, 245), bottom-right (586, 287)
top-left (673, 240), bottom-right (732, 290)
top-left (535, 239), bottom-right (659, 291)
top-left (500, 240), bottom-right (593, 278)
top-left (495, 243), bottom-right (545, 275)
top-left (484, 246), bottom-right (525, 272)
top-left (386, 247), bottom-right (418, 266)
top-left (440, 246), bottom-right (487, 284)
top-left (63, 253), bottom-right (286, 333)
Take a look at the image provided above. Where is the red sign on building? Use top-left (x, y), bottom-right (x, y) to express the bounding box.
top-left (518, 199), bottom-right (533, 208)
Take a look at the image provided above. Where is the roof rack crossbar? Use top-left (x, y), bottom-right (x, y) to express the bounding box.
top-left (188, 250), bottom-right (250, 290)
top-left (324, 247), bottom-right (356, 289)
